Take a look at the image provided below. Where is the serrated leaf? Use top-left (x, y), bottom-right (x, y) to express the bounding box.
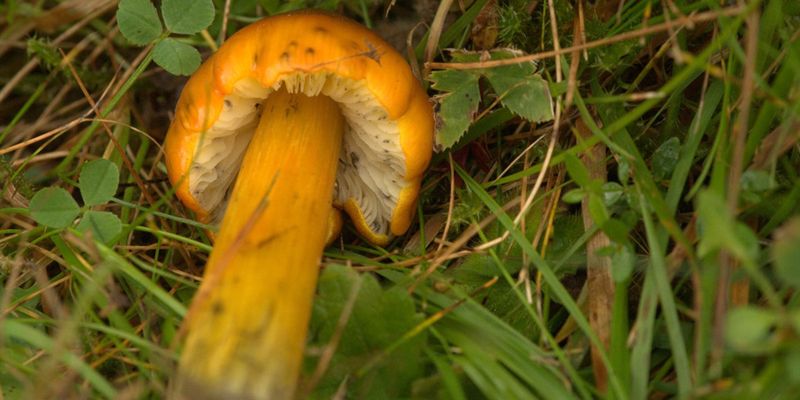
top-left (430, 49), bottom-right (553, 149)
top-left (452, 49), bottom-right (553, 122)
top-left (161, 0), bottom-right (215, 35)
top-left (309, 265), bottom-right (424, 398)
top-left (468, 49), bottom-right (552, 122)
top-left (29, 187), bottom-right (80, 228)
top-left (153, 38), bottom-right (201, 76)
top-left (484, 66), bottom-right (553, 122)
top-left (79, 159), bottom-right (119, 206)
top-left (76, 211), bottom-right (122, 244)
top-left (430, 70), bottom-right (480, 149)
top-left (116, 0), bottom-right (162, 45)
top-left (430, 68), bottom-right (475, 92)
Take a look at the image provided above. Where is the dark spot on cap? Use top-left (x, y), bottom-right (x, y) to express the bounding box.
top-left (280, 52), bottom-right (290, 62)
top-left (212, 301), bottom-right (224, 315)
top-left (314, 26), bottom-right (328, 33)
top-left (224, 99), bottom-right (232, 108)
top-left (364, 41), bottom-right (382, 64)
top-left (305, 47), bottom-right (315, 56)
top-left (288, 40), bottom-right (297, 47)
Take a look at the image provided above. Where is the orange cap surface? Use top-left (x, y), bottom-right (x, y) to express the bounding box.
top-left (165, 11), bottom-right (433, 245)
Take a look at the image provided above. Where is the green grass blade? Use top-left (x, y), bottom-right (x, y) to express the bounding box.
top-left (2, 320), bottom-right (117, 398)
top-left (455, 164), bottom-right (626, 399)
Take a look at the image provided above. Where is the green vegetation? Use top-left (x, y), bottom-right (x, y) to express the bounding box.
top-left (2, 0), bottom-right (800, 398)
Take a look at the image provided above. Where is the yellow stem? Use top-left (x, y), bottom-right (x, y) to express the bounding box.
top-left (173, 87), bottom-right (345, 400)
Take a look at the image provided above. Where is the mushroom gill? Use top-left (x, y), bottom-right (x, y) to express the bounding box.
top-left (190, 74), bottom-right (406, 236)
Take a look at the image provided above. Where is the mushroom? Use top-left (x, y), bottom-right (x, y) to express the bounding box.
top-left (163, 10), bottom-right (433, 400)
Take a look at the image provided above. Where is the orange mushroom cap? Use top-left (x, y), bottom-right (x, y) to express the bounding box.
top-left (164, 10), bottom-right (433, 245)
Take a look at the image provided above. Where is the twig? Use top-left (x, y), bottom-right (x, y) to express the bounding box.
top-left (577, 118), bottom-right (614, 393)
top-left (423, 0), bottom-right (454, 78)
top-left (218, 0), bottom-right (233, 45)
top-left (435, 153), bottom-right (457, 256)
top-left (427, 5), bottom-right (744, 70)
top-left (712, 6), bottom-right (760, 375)
top-left (0, 2), bottom-right (114, 105)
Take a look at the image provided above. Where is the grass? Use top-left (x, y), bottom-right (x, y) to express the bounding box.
top-left (2, 0), bottom-right (800, 399)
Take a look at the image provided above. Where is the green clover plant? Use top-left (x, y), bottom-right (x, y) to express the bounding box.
top-left (116, 0), bottom-right (215, 75)
top-left (29, 159), bottom-right (122, 244)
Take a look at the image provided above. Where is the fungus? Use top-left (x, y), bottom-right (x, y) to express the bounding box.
top-left (164, 10), bottom-right (433, 400)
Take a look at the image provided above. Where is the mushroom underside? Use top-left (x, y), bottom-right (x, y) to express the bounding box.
top-left (188, 73), bottom-right (407, 235)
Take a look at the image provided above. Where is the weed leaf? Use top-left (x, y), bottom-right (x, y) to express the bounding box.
top-left (161, 0), bottom-right (215, 35)
top-left (116, 0), bottom-right (162, 45)
top-left (430, 70), bottom-right (480, 149)
top-left (153, 38), bottom-right (201, 76)
top-left (431, 49), bottom-right (553, 150)
top-left (29, 187), bottom-right (80, 228)
top-left (79, 159), bottom-right (119, 206)
top-left (310, 265), bottom-right (424, 398)
top-left (77, 211), bottom-right (122, 244)
top-left (483, 61), bottom-right (553, 122)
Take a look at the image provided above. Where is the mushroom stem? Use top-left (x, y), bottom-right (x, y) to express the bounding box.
top-left (174, 87), bottom-right (345, 400)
